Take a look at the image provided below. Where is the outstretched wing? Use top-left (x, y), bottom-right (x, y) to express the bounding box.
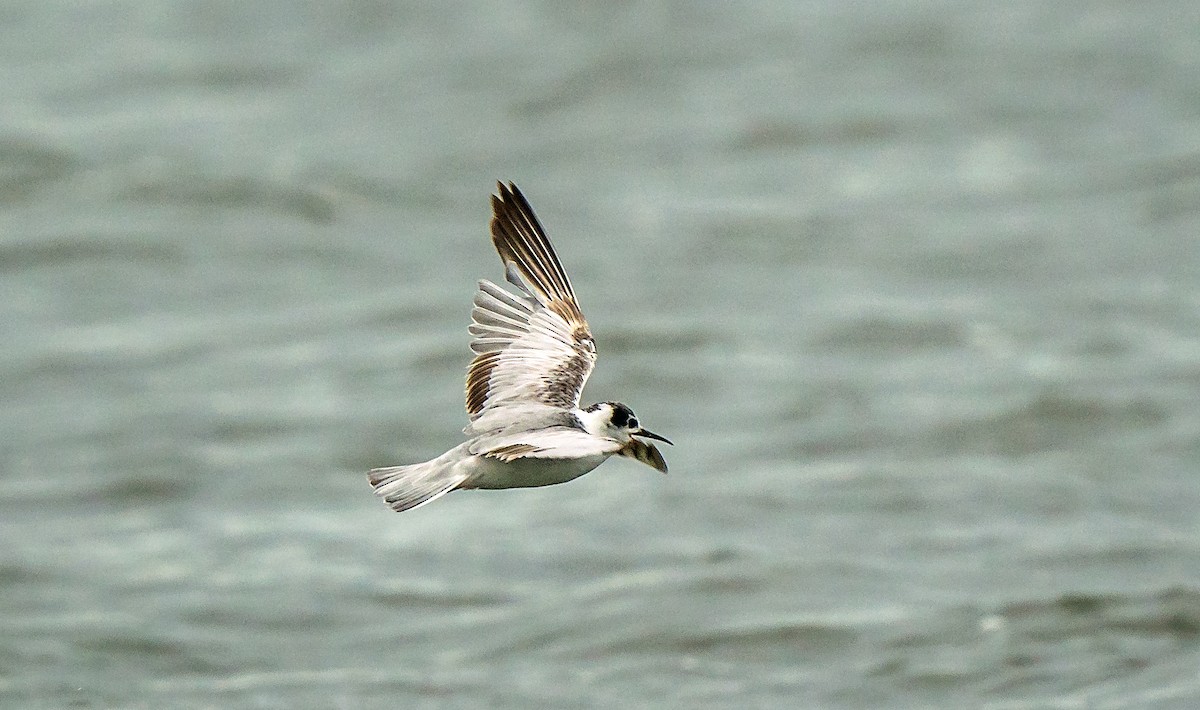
top-left (464, 182), bottom-right (597, 419)
top-left (468, 427), bottom-right (621, 461)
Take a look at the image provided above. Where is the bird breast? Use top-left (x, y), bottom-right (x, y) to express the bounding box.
top-left (463, 452), bottom-right (610, 490)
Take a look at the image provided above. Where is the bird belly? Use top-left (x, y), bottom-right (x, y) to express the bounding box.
top-left (464, 454), bottom-right (609, 490)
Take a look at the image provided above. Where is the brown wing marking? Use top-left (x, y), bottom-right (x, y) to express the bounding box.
top-left (617, 439), bottom-right (669, 473)
top-left (484, 443), bottom-right (540, 461)
top-left (465, 350), bottom-right (500, 416)
top-left (463, 183), bottom-right (598, 417)
top-left (490, 182), bottom-right (590, 332)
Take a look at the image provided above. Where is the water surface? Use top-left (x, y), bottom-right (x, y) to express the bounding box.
top-left (2, 1), bottom-right (1199, 708)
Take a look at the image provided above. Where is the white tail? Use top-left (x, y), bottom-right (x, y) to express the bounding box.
top-left (368, 449), bottom-right (472, 513)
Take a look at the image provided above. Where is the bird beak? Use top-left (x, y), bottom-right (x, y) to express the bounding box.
top-left (619, 438), bottom-right (669, 474)
top-left (633, 428), bottom-right (673, 445)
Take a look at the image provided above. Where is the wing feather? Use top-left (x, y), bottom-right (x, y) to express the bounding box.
top-left (476, 279), bottom-right (534, 316)
top-left (464, 183), bottom-right (598, 418)
top-left (469, 428), bottom-right (621, 461)
top-left (489, 183), bottom-right (590, 333)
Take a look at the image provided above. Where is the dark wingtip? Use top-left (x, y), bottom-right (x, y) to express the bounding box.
top-left (494, 180), bottom-right (521, 200)
top-left (490, 181), bottom-right (522, 230)
top-left (618, 439), bottom-right (669, 474)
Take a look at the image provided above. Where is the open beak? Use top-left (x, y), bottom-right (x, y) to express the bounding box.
top-left (633, 428), bottom-right (673, 446)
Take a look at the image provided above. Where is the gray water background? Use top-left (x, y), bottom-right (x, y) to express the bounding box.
top-left (3, 1), bottom-right (1199, 708)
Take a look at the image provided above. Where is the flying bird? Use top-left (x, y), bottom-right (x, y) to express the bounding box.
top-left (368, 182), bottom-right (671, 513)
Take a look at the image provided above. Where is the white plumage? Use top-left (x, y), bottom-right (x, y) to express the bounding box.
top-left (368, 182), bottom-right (671, 513)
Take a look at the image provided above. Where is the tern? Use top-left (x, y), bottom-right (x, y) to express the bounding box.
top-left (368, 182), bottom-right (671, 513)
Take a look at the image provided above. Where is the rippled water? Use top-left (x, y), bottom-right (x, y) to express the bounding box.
top-left (3, 1), bottom-right (1200, 708)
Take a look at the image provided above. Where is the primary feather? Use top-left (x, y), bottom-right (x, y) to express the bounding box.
top-left (464, 182), bottom-right (598, 419)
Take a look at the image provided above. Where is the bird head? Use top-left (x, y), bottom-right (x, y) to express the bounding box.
top-left (582, 401), bottom-right (672, 473)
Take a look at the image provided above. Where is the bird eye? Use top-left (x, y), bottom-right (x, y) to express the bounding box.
top-left (628, 418), bottom-right (638, 429)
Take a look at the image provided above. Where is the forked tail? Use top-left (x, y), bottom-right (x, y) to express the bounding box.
top-left (368, 455), bottom-right (470, 513)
